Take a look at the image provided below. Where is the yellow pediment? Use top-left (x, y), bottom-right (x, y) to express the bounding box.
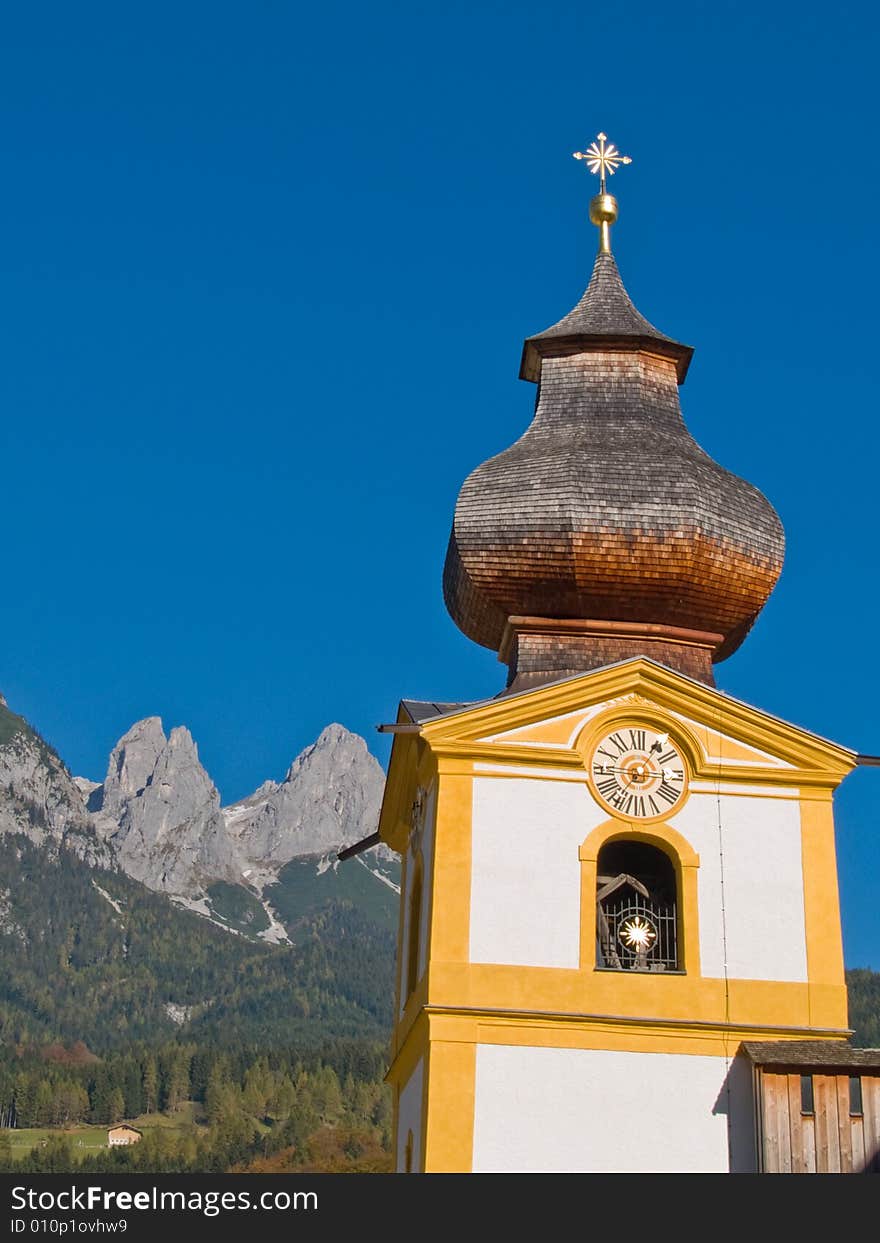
top-left (417, 659), bottom-right (856, 785)
top-left (378, 659), bottom-right (857, 851)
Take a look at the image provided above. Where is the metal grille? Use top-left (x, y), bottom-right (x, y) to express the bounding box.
top-left (597, 891), bottom-right (678, 972)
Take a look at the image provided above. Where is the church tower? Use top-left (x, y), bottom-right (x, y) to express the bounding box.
top-left (375, 136), bottom-right (859, 1172)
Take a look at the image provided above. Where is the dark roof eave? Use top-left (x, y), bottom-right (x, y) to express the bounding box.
top-left (740, 1040), bottom-right (880, 1072)
top-left (519, 334), bottom-right (694, 385)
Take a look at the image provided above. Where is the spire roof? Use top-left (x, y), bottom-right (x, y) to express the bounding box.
top-left (520, 250), bottom-right (693, 383)
top-left (442, 136), bottom-right (784, 691)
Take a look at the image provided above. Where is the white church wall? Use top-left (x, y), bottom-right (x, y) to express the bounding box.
top-left (396, 1057), bottom-right (424, 1173)
top-left (466, 769), bottom-right (807, 982)
top-left (469, 776), bottom-right (606, 969)
top-left (673, 792), bottom-right (807, 982)
top-left (472, 1044), bottom-right (752, 1172)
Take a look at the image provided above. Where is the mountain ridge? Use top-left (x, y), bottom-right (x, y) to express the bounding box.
top-left (0, 694), bottom-right (397, 947)
top-left (0, 694), bottom-right (399, 1051)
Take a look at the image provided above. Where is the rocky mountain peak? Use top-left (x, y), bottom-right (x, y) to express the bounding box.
top-left (77, 716), bottom-right (386, 903)
top-left (221, 723), bottom-right (384, 869)
top-left (100, 716), bottom-right (167, 818)
top-left (284, 722), bottom-right (380, 784)
top-left (0, 697), bottom-right (111, 867)
top-left (0, 695), bottom-right (395, 941)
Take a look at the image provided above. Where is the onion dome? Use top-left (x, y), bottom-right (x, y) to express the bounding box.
top-left (443, 135), bottom-right (784, 690)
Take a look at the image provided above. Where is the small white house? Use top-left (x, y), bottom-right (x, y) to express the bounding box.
top-left (107, 1124), bottom-right (142, 1147)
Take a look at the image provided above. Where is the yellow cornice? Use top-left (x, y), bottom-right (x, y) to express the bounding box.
top-left (386, 1009), bottom-right (429, 1085)
top-left (423, 1004), bottom-right (852, 1044)
top-left (418, 659), bottom-right (856, 784)
top-left (432, 740), bottom-right (584, 768)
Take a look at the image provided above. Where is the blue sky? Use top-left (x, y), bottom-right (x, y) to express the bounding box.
top-left (1, 2), bottom-right (878, 967)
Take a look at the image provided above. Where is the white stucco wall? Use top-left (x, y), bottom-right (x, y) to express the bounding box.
top-left (468, 769), bottom-right (807, 983)
top-left (396, 1057), bottom-right (424, 1173)
top-left (673, 792), bottom-right (807, 982)
top-left (469, 777), bottom-right (606, 968)
top-left (472, 1044), bottom-right (755, 1172)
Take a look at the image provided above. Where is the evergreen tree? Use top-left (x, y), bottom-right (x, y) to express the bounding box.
top-left (122, 1058), bottom-right (144, 1118)
top-left (33, 1080), bottom-right (53, 1126)
top-left (107, 1088), bottom-right (125, 1125)
top-left (142, 1055), bottom-right (158, 1114)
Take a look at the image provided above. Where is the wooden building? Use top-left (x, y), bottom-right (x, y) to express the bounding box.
top-left (107, 1124), bottom-right (142, 1147)
top-left (743, 1042), bottom-right (880, 1173)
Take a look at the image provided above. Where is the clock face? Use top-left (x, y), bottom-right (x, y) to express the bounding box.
top-left (589, 725), bottom-right (688, 819)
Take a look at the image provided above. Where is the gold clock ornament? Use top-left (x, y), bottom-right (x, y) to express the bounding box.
top-left (589, 725), bottom-right (688, 819)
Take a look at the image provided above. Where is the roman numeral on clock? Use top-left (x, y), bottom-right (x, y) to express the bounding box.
top-left (656, 781), bottom-right (680, 805)
top-left (628, 728), bottom-right (646, 752)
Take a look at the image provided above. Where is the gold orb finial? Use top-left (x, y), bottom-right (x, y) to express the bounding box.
top-left (573, 132), bottom-right (632, 254)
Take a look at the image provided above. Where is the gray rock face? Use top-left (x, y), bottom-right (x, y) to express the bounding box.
top-left (0, 694), bottom-right (391, 937)
top-left (91, 721), bottom-right (242, 896)
top-left (84, 718), bottom-right (386, 900)
top-left (0, 705), bottom-right (111, 868)
top-left (224, 724), bottom-right (385, 880)
top-left (101, 717), bottom-right (166, 820)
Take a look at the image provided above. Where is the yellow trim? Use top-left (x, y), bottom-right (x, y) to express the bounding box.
top-left (431, 740), bottom-right (585, 769)
top-left (424, 964), bottom-right (844, 1031)
top-left (422, 1039), bottom-right (475, 1173)
top-left (578, 818), bottom-right (701, 975)
top-left (426, 1007), bottom-right (851, 1054)
top-left (394, 970), bottom-right (429, 1057)
top-left (379, 729), bottom-right (422, 852)
top-left (427, 771), bottom-right (472, 968)
top-left (800, 798), bottom-right (847, 1030)
top-left (387, 1009), bottom-right (429, 1086)
top-left (419, 659), bottom-right (855, 783)
top-left (483, 709), bottom-right (596, 747)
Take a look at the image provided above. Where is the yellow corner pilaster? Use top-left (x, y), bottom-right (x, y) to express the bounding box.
top-left (800, 795), bottom-right (848, 1030)
top-left (423, 1038), bottom-right (475, 1173)
top-left (428, 768), bottom-right (472, 968)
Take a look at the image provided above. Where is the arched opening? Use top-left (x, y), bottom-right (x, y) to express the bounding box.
top-left (596, 839), bottom-right (679, 972)
top-left (404, 1129), bottom-right (414, 1173)
top-left (405, 859), bottom-right (423, 1000)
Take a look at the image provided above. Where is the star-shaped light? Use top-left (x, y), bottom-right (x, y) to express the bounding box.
top-left (573, 132), bottom-right (632, 186)
top-left (619, 915), bottom-right (657, 951)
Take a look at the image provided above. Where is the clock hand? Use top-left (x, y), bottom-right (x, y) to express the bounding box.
top-left (595, 764), bottom-right (660, 777)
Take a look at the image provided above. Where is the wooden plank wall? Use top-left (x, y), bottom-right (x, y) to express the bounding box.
top-left (760, 1072), bottom-right (880, 1172)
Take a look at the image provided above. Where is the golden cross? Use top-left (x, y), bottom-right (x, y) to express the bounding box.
top-left (573, 132), bottom-right (632, 194)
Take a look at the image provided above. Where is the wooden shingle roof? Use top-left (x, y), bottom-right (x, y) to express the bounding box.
top-left (520, 251), bottom-right (693, 383)
top-left (741, 1042), bottom-right (880, 1072)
